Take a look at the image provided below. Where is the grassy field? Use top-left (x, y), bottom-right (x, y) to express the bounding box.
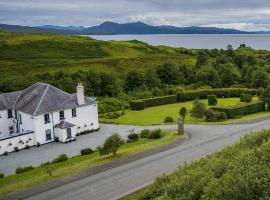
top-left (0, 131), bottom-right (179, 197)
top-left (100, 98), bottom-right (270, 125)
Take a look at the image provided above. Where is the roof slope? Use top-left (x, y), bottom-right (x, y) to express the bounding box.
top-left (1, 83), bottom-right (95, 115)
top-left (0, 91), bottom-right (21, 111)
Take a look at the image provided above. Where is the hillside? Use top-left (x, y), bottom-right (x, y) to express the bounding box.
top-left (0, 31), bottom-right (195, 92)
top-left (0, 31), bottom-right (270, 100)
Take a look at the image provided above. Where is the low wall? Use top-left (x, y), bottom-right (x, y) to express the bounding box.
top-left (0, 132), bottom-right (35, 155)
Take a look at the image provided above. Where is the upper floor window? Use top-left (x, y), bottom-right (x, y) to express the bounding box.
top-left (59, 111), bottom-right (65, 120)
top-left (72, 108), bottom-right (77, 117)
top-left (19, 114), bottom-right (22, 125)
top-left (44, 114), bottom-right (50, 124)
top-left (15, 110), bottom-right (18, 119)
top-left (9, 126), bottom-right (14, 134)
top-left (7, 109), bottom-right (13, 119)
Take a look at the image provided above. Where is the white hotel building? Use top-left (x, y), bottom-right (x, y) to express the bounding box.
top-left (0, 83), bottom-right (99, 155)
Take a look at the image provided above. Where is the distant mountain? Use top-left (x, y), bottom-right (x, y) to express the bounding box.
top-left (0, 21), bottom-right (268, 35)
top-left (35, 25), bottom-right (85, 31)
top-left (83, 21), bottom-right (249, 35)
top-left (0, 24), bottom-right (77, 34)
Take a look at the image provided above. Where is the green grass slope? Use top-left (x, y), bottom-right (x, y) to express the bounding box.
top-left (0, 31), bottom-right (195, 81)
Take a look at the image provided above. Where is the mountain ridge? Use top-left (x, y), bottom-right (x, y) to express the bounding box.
top-left (0, 21), bottom-right (269, 35)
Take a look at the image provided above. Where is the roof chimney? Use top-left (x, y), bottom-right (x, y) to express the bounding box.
top-left (77, 83), bottom-right (85, 105)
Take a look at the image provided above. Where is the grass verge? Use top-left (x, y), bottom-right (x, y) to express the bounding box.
top-left (0, 131), bottom-right (179, 197)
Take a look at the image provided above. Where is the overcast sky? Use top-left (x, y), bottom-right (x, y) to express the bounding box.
top-left (1, 0), bottom-right (270, 31)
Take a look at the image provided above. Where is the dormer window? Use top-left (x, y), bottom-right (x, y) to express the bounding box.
top-left (7, 109), bottom-right (13, 119)
top-left (59, 111), bottom-right (65, 120)
top-left (72, 108), bottom-right (77, 117)
top-left (44, 114), bottom-right (50, 124)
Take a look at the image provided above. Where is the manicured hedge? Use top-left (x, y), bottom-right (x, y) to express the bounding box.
top-left (211, 101), bottom-right (265, 118)
top-left (177, 88), bottom-right (257, 102)
top-left (130, 100), bottom-right (145, 110)
top-left (130, 95), bottom-right (177, 110)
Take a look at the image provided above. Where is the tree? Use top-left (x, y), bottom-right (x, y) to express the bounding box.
top-left (125, 70), bottom-right (145, 91)
top-left (145, 68), bottom-right (160, 88)
top-left (196, 50), bottom-right (209, 67)
top-left (157, 63), bottom-right (185, 85)
top-left (219, 63), bottom-right (241, 87)
top-left (99, 72), bottom-right (122, 97)
top-left (251, 69), bottom-right (269, 88)
top-left (98, 134), bottom-right (124, 156)
top-left (190, 99), bottom-right (207, 119)
top-left (226, 44), bottom-right (234, 57)
top-left (179, 107), bottom-right (187, 122)
top-left (42, 163), bottom-right (54, 176)
top-left (196, 65), bottom-right (220, 87)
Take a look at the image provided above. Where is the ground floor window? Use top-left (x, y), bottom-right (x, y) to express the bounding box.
top-left (46, 129), bottom-right (52, 141)
top-left (9, 126), bottom-right (14, 134)
top-left (67, 128), bottom-right (72, 139)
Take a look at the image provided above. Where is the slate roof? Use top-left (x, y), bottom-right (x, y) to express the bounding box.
top-left (55, 121), bottom-right (75, 129)
top-left (0, 82), bottom-right (96, 116)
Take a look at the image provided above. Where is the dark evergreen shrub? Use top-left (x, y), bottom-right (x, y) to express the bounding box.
top-left (25, 145), bottom-right (30, 149)
top-left (149, 129), bottom-right (162, 139)
top-left (206, 109), bottom-right (227, 122)
top-left (207, 95), bottom-right (218, 105)
top-left (164, 116), bottom-right (174, 123)
top-left (140, 129), bottom-right (150, 138)
top-left (52, 154), bottom-right (68, 163)
top-left (81, 148), bottom-right (94, 155)
top-left (128, 133), bottom-right (139, 141)
top-left (240, 93), bottom-right (253, 103)
top-left (3, 151), bottom-right (8, 156)
top-left (14, 147), bottom-right (19, 152)
top-left (15, 166), bottom-right (34, 174)
top-left (0, 173), bottom-right (4, 178)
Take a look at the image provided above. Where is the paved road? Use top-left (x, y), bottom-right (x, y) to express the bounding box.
top-left (23, 119), bottom-right (270, 200)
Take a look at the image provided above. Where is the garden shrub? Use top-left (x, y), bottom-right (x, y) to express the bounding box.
top-left (206, 109), bottom-right (227, 122)
top-left (127, 133), bottom-right (139, 141)
top-left (25, 145), bottom-right (30, 149)
top-left (208, 95), bottom-right (218, 105)
top-left (177, 88), bottom-right (257, 102)
top-left (240, 93), bottom-right (253, 103)
top-left (0, 173), bottom-right (4, 178)
top-left (164, 116), bottom-right (174, 123)
top-left (52, 154), bottom-right (68, 163)
top-left (104, 111), bottom-right (124, 119)
top-left (81, 148), bottom-right (94, 156)
top-left (15, 166), bottom-right (34, 174)
top-left (140, 129), bottom-right (150, 138)
top-left (148, 129), bottom-right (163, 139)
top-left (190, 99), bottom-right (207, 119)
top-left (212, 101), bottom-right (265, 118)
top-left (98, 98), bottom-right (128, 114)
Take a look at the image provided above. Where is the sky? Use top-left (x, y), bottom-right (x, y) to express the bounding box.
top-left (1, 0), bottom-right (270, 31)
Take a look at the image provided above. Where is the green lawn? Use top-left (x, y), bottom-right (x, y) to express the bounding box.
top-left (100, 98), bottom-right (270, 125)
top-left (0, 131), bottom-right (179, 197)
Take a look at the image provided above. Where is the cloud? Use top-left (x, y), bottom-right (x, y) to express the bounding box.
top-left (0, 0), bottom-right (270, 31)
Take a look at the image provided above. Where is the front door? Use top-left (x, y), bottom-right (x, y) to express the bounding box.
top-left (66, 128), bottom-right (72, 139)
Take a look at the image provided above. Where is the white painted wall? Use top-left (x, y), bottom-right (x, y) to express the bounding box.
top-left (0, 133), bottom-right (35, 155)
top-left (34, 103), bottom-right (99, 145)
top-left (0, 110), bottom-right (15, 137)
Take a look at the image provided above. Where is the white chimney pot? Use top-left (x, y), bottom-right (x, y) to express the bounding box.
top-left (77, 83), bottom-right (85, 105)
